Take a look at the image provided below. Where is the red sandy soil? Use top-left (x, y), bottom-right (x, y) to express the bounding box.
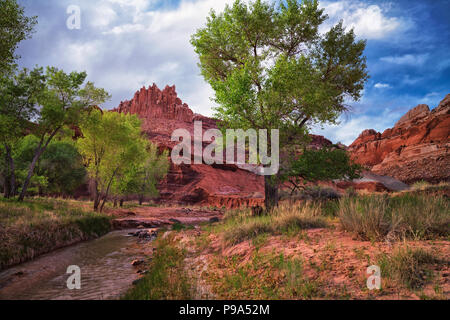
top-left (172, 225), bottom-right (450, 300)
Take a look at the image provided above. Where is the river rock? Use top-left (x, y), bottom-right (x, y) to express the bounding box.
top-left (131, 259), bottom-right (145, 267)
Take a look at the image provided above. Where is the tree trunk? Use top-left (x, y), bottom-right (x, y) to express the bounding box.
top-left (18, 128), bottom-right (61, 202)
top-left (93, 192), bottom-right (101, 212)
top-left (3, 177), bottom-right (10, 199)
top-left (99, 196), bottom-right (107, 212)
top-left (113, 199), bottom-right (117, 207)
top-left (18, 148), bottom-right (43, 202)
top-left (120, 199), bottom-right (124, 207)
top-left (139, 195), bottom-right (143, 206)
top-left (264, 175), bottom-right (278, 213)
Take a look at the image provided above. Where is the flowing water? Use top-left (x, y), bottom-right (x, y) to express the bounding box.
top-left (0, 230), bottom-right (149, 300)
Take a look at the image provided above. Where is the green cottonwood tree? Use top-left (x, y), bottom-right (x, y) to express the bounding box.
top-left (115, 143), bottom-right (169, 205)
top-left (77, 110), bottom-right (150, 212)
top-left (17, 67), bottom-right (110, 201)
top-left (191, 0), bottom-right (368, 211)
top-left (0, 0), bottom-right (37, 76)
top-left (0, 67), bottom-right (45, 198)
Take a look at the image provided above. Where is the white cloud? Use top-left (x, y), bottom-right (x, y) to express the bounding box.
top-left (374, 83), bottom-right (390, 89)
top-left (321, 0), bottom-right (407, 39)
top-left (380, 54), bottom-right (429, 65)
top-left (312, 108), bottom-right (402, 145)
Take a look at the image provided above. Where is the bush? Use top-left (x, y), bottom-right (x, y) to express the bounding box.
top-left (223, 203), bottom-right (327, 245)
top-left (378, 246), bottom-right (439, 289)
top-left (338, 194), bottom-right (449, 241)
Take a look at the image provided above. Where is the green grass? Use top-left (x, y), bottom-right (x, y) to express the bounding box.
top-left (220, 203), bottom-right (328, 245)
top-left (211, 251), bottom-right (323, 299)
top-left (0, 197), bottom-right (111, 270)
top-left (378, 246), bottom-right (441, 289)
top-left (338, 194), bottom-right (449, 241)
top-left (122, 237), bottom-right (192, 300)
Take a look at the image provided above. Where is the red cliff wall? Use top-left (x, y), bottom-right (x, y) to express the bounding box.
top-left (348, 94), bottom-right (450, 184)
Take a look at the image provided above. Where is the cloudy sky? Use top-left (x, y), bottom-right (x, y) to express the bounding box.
top-left (17, 0), bottom-right (450, 144)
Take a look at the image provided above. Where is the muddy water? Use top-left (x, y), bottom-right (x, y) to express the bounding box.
top-left (0, 230), bottom-right (149, 300)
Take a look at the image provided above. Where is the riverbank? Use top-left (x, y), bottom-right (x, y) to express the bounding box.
top-left (0, 197), bottom-right (111, 270)
top-left (124, 190), bottom-right (449, 300)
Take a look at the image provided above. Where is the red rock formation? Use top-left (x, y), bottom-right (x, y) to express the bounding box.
top-left (348, 94), bottom-right (450, 184)
top-left (114, 84), bottom-right (194, 122)
top-left (113, 84), bottom-right (264, 208)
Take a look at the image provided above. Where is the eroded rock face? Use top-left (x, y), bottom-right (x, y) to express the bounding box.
top-left (348, 94), bottom-right (450, 184)
top-left (113, 84), bottom-right (265, 208)
top-left (113, 84), bottom-right (194, 123)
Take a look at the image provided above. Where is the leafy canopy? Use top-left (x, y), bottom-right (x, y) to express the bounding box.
top-left (77, 110), bottom-right (156, 210)
top-left (287, 147), bottom-right (362, 192)
top-left (191, 0), bottom-right (368, 145)
top-left (114, 143), bottom-right (169, 202)
top-left (0, 0), bottom-right (37, 75)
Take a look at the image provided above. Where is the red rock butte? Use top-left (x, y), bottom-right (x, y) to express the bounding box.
top-left (113, 84), bottom-right (265, 208)
top-left (348, 94), bottom-right (450, 184)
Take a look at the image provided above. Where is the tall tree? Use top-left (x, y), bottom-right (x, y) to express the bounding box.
top-left (0, 67), bottom-right (45, 198)
top-left (77, 110), bottom-right (150, 212)
top-left (0, 0), bottom-right (37, 76)
top-left (191, 0), bottom-right (368, 211)
top-left (17, 67), bottom-right (110, 201)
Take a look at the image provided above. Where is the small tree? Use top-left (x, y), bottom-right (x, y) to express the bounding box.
top-left (77, 110), bottom-right (150, 212)
top-left (286, 147), bottom-right (362, 194)
top-left (191, 0), bottom-right (368, 211)
top-left (17, 67), bottom-right (110, 201)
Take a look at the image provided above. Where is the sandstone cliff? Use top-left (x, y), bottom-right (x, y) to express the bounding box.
top-left (348, 94), bottom-right (450, 184)
top-left (113, 84), bottom-right (264, 208)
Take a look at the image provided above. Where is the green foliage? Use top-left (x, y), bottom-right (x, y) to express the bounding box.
top-left (77, 110), bottom-right (153, 211)
top-left (378, 246), bottom-right (439, 289)
top-left (122, 237), bottom-right (191, 300)
top-left (191, 0), bottom-right (369, 209)
top-left (0, 197), bottom-right (111, 270)
top-left (16, 67), bottom-right (110, 201)
top-left (221, 202), bottom-right (327, 245)
top-left (0, 0), bottom-right (37, 75)
top-left (0, 67), bottom-right (45, 145)
top-left (286, 147), bottom-right (362, 193)
top-left (13, 135), bottom-right (86, 195)
top-left (191, 0), bottom-right (368, 136)
top-left (114, 142), bottom-right (169, 203)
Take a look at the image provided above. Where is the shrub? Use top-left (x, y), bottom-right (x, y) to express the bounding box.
top-left (378, 246), bottom-right (439, 289)
top-left (338, 194), bottom-right (449, 241)
top-left (223, 203), bottom-right (327, 245)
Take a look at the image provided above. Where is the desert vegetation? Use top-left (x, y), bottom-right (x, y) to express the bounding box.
top-left (0, 197), bottom-right (111, 270)
top-left (123, 187), bottom-right (449, 300)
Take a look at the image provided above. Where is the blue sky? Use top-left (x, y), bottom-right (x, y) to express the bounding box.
top-left (16, 0), bottom-right (450, 144)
